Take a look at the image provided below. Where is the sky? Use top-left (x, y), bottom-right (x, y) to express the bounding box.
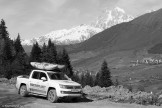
top-left (0, 0), bottom-right (162, 40)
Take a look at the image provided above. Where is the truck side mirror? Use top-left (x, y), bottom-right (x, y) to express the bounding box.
top-left (41, 77), bottom-right (47, 81)
top-left (68, 78), bottom-right (72, 81)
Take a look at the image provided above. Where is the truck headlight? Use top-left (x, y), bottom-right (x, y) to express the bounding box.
top-left (59, 84), bottom-right (67, 89)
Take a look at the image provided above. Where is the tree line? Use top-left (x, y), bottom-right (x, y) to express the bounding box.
top-left (29, 39), bottom-right (73, 77)
top-left (73, 60), bottom-right (113, 87)
top-left (0, 19), bottom-right (113, 87)
top-left (0, 19), bottom-right (73, 79)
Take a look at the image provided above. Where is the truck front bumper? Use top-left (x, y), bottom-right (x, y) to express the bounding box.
top-left (57, 89), bottom-right (83, 97)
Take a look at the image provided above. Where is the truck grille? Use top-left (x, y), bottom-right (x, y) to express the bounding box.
top-left (66, 86), bottom-right (81, 89)
top-left (61, 91), bottom-right (82, 94)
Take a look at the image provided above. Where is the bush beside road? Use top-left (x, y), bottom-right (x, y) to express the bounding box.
top-left (83, 85), bottom-right (162, 106)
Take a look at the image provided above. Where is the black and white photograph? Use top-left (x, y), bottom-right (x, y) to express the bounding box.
top-left (1, 0), bottom-right (162, 108)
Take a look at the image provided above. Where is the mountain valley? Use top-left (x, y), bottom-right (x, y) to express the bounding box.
top-left (21, 7), bottom-right (162, 93)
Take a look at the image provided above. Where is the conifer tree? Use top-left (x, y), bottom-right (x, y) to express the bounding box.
top-left (47, 39), bottom-right (52, 49)
top-left (72, 71), bottom-right (80, 83)
top-left (30, 42), bottom-right (42, 62)
top-left (57, 51), bottom-right (64, 64)
top-left (41, 39), bottom-right (57, 63)
top-left (15, 34), bottom-right (26, 64)
top-left (0, 19), bottom-right (10, 65)
top-left (89, 72), bottom-right (94, 86)
top-left (80, 73), bottom-right (86, 87)
top-left (46, 39), bottom-right (57, 63)
top-left (41, 43), bottom-right (48, 62)
top-left (12, 33), bottom-right (28, 76)
top-left (2, 39), bottom-right (13, 79)
top-left (84, 72), bottom-right (93, 86)
top-left (98, 60), bottom-right (112, 87)
top-left (0, 19), bottom-right (14, 79)
top-left (0, 19), bottom-right (9, 39)
top-left (14, 33), bottom-right (24, 54)
top-left (61, 48), bottom-right (73, 77)
top-left (95, 72), bottom-right (100, 86)
top-left (0, 19), bottom-right (13, 63)
top-left (3, 39), bottom-right (13, 62)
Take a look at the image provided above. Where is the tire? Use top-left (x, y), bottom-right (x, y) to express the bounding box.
top-left (19, 85), bottom-right (28, 97)
top-left (47, 89), bottom-right (58, 103)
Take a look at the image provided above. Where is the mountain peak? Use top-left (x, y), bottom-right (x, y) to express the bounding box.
top-left (92, 7), bottom-right (134, 29)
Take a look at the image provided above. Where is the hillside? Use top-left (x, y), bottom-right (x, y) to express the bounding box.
top-left (72, 9), bottom-right (162, 53)
top-left (69, 8), bottom-right (162, 71)
top-left (148, 43), bottom-right (162, 54)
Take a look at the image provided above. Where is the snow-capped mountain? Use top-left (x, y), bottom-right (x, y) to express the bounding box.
top-left (44, 24), bottom-right (102, 45)
top-left (22, 24), bottom-right (102, 45)
top-left (22, 7), bottom-right (134, 46)
top-left (92, 7), bottom-right (134, 29)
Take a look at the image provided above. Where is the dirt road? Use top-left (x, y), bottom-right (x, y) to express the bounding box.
top-left (0, 83), bottom-right (160, 108)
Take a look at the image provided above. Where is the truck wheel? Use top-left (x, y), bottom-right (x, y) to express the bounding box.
top-left (47, 89), bottom-right (58, 103)
top-left (19, 85), bottom-right (28, 97)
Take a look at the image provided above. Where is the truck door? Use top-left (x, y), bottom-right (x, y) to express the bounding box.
top-left (29, 71), bottom-right (41, 94)
top-left (37, 72), bottom-right (49, 95)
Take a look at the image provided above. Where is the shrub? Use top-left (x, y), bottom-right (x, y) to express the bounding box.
top-left (0, 78), bottom-right (8, 83)
top-left (0, 77), bottom-right (17, 85)
top-left (83, 85), bottom-right (161, 106)
top-left (9, 77), bottom-right (17, 84)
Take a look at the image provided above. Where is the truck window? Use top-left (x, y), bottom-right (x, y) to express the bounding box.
top-left (39, 72), bottom-right (48, 80)
top-left (32, 71), bottom-right (40, 79)
top-left (47, 72), bottom-right (69, 80)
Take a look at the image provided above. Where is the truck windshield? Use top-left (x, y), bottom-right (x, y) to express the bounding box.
top-left (47, 72), bottom-right (69, 80)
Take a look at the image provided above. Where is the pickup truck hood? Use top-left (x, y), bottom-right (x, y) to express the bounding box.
top-left (50, 80), bottom-right (81, 86)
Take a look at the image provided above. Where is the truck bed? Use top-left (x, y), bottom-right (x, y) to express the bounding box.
top-left (18, 75), bottom-right (29, 79)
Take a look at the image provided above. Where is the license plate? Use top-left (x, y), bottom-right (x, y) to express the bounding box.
top-left (71, 89), bottom-right (79, 92)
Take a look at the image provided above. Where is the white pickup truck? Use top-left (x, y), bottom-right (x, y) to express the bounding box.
top-left (16, 69), bottom-right (82, 103)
